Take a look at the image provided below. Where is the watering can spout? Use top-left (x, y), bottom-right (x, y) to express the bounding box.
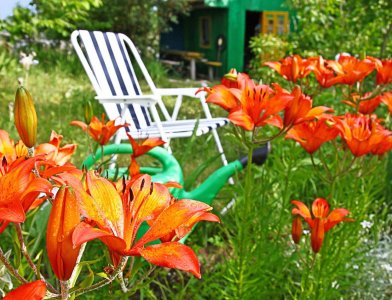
top-left (179, 142), bottom-right (271, 205)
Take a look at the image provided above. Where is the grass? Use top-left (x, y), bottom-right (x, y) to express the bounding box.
top-left (0, 46), bottom-right (391, 299)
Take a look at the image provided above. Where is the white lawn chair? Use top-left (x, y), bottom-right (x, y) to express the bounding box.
top-left (71, 30), bottom-right (230, 166)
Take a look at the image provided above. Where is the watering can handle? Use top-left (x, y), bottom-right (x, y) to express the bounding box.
top-left (81, 144), bottom-right (184, 184)
top-left (239, 142), bottom-right (271, 167)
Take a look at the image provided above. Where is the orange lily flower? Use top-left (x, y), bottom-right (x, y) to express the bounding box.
top-left (381, 92), bottom-right (392, 115)
top-left (0, 130), bottom-right (28, 165)
top-left (46, 186), bottom-right (81, 280)
top-left (35, 131), bottom-right (77, 166)
top-left (371, 134), bottom-right (392, 155)
top-left (198, 72), bottom-right (251, 112)
top-left (264, 55), bottom-right (315, 83)
top-left (228, 83), bottom-right (292, 131)
top-left (283, 86), bottom-right (333, 127)
top-left (358, 94), bottom-right (383, 114)
top-left (326, 54), bottom-right (375, 85)
top-left (202, 72), bottom-right (293, 131)
top-left (309, 56), bottom-right (336, 88)
top-left (342, 92), bottom-right (384, 114)
top-left (286, 117), bottom-right (339, 154)
top-left (292, 198), bottom-right (353, 253)
top-left (127, 134), bottom-right (165, 158)
top-left (127, 133), bottom-right (165, 176)
top-left (336, 114), bottom-right (387, 157)
top-left (3, 280), bottom-right (46, 300)
top-left (0, 130), bottom-right (16, 161)
top-left (72, 173), bottom-right (219, 278)
top-left (371, 57), bottom-right (392, 85)
top-left (70, 114), bottom-right (129, 145)
top-left (0, 157), bottom-right (52, 233)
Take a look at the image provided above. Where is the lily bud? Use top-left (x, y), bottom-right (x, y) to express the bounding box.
top-left (291, 217), bottom-right (302, 244)
top-left (14, 87), bottom-right (37, 148)
top-left (223, 68), bottom-right (238, 81)
top-left (84, 100), bottom-right (94, 124)
top-left (46, 186), bottom-right (81, 280)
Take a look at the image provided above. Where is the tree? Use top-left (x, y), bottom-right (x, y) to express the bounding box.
top-left (79, 0), bottom-right (190, 57)
top-left (1, 0), bottom-right (102, 41)
top-left (287, 0), bottom-right (392, 58)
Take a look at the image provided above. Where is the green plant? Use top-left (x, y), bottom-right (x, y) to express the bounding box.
top-left (287, 0), bottom-right (392, 58)
top-left (248, 34), bottom-right (289, 84)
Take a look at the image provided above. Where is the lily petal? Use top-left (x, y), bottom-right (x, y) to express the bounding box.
top-left (311, 198), bottom-right (330, 219)
top-left (140, 242), bottom-right (201, 279)
top-left (325, 208), bottom-right (353, 232)
top-left (311, 218), bottom-right (325, 253)
top-left (72, 222), bottom-right (126, 254)
top-left (85, 171), bottom-right (124, 236)
top-left (4, 280), bottom-right (46, 300)
top-left (291, 200), bottom-right (312, 221)
top-left (133, 200), bottom-right (212, 248)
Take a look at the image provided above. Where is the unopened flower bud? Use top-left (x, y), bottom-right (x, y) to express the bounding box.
top-left (224, 68), bottom-right (238, 81)
top-left (291, 217), bottom-right (302, 244)
top-left (14, 87), bottom-right (37, 148)
top-left (84, 100), bottom-right (94, 124)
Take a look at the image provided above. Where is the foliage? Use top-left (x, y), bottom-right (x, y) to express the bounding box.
top-left (287, 0), bottom-right (392, 58)
top-left (0, 0), bottom-right (101, 41)
top-left (1, 0), bottom-right (190, 57)
top-left (77, 0), bottom-right (190, 57)
top-left (248, 34), bottom-right (289, 84)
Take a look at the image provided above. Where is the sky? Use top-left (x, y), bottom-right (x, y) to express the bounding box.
top-left (0, 0), bottom-right (32, 19)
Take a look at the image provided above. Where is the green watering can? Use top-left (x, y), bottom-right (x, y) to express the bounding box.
top-left (82, 143), bottom-right (270, 206)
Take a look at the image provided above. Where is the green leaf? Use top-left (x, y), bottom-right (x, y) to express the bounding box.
top-left (79, 266), bottom-right (94, 289)
top-left (96, 272), bottom-right (109, 279)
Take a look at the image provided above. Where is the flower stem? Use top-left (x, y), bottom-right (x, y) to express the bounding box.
top-left (27, 147), bottom-right (34, 158)
top-left (14, 223), bottom-right (58, 293)
top-left (73, 256), bottom-right (128, 298)
top-left (0, 246), bottom-right (28, 284)
top-left (118, 271), bottom-right (129, 293)
top-left (235, 142), bottom-right (255, 299)
top-left (131, 265), bottom-right (156, 290)
top-left (60, 280), bottom-right (69, 300)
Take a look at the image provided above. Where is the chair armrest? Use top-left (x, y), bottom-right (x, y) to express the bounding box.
top-left (155, 88), bottom-right (206, 98)
top-left (95, 95), bottom-right (158, 106)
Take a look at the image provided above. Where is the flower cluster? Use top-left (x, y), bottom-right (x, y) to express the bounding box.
top-left (198, 69), bottom-right (331, 135)
top-left (265, 53), bottom-right (392, 87)
top-left (202, 53), bottom-right (392, 157)
top-left (0, 87), bottom-right (220, 299)
top-left (202, 53), bottom-right (391, 255)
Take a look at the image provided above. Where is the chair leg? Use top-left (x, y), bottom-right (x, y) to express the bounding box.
top-left (171, 95), bottom-right (183, 121)
top-left (211, 128), bottom-right (228, 166)
top-left (208, 66), bottom-right (214, 81)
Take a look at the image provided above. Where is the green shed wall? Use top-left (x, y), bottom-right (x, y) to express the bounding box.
top-left (183, 8), bottom-right (228, 76)
top-left (225, 0), bottom-right (288, 71)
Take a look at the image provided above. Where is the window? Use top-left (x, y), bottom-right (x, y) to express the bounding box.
top-left (261, 12), bottom-right (289, 35)
top-left (199, 16), bottom-right (211, 48)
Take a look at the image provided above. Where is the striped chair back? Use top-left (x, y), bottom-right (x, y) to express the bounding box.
top-left (73, 30), bottom-right (156, 130)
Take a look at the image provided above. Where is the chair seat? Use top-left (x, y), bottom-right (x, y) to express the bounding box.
top-left (119, 118), bottom-right (229, 139)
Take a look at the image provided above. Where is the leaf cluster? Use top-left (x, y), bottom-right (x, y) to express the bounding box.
top-left (287, 0), bottom-right (392, 58)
